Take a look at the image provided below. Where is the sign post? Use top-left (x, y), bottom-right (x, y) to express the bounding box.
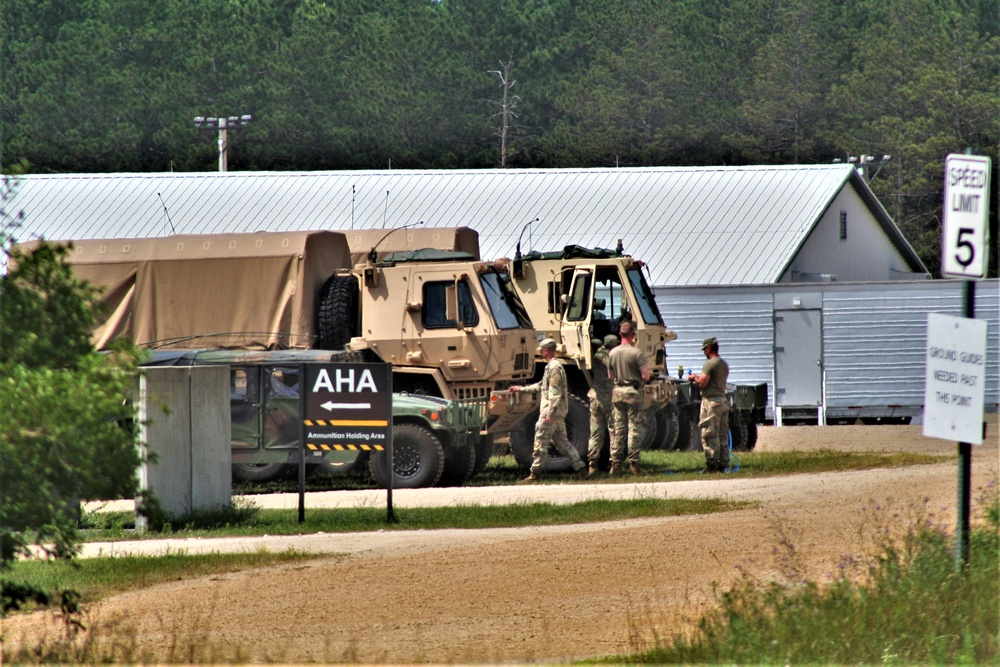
top-left (302, 362), bottom-right (393, 522)
top-left (923, 311), bottom-right (987, 569)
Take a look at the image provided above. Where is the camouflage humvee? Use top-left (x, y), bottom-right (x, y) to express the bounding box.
top-left (144, 348), bottom-right (487, 488)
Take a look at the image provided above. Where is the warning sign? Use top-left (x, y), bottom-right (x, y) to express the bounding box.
top-left (922, 313), bottom-right (987, 444)
top-left (304, 363), bottom-right (392, 451)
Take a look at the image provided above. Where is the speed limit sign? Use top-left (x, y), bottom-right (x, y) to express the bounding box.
top-left (941, 154), bottom-right (991, 279)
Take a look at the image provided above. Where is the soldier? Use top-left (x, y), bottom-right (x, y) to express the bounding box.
top-left (586, 334), bottom-right (619, 476)
top-left (690, 337), bottom-right (730, 473)
top-left (607, 320), bottom-right (650, 475)
top-left (509, 338), bottom-right (589, 483)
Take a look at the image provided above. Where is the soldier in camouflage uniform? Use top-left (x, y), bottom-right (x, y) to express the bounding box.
top-left (691, 336), bottom-right (730, 473)
top-left (607, 320), bottom-right (650, 475)
top-left (586, 334), bottom-right (619, 475)
top-left (509, 338), bottom-right (589, 482)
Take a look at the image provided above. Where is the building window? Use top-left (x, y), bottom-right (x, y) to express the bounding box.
top-left (839, 211), bottom-right (847, 241)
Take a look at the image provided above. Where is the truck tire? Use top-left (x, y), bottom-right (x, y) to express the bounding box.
top-left (729, 412), bottom-right (750, 451)
top-left (369, 424), bottom-right (445, 489)
top-left (232, 462), bottom-right (288, 483)
top-left (676, 411), bottom-right (701, 452)
top-left (640, 407), bottom-right (666, 450)
top-left (660, 404), bottom-right (680, 451)
top-left (746, 421), bottom-right (759, 451)
top-left (510, 395), bottom-right (590, 473)
top-left (317, 274), bottom-right (359, 350)
top-left (438, 442), bottom-right (476, 486)
top-left (472, 433), bottom-right (492, 475)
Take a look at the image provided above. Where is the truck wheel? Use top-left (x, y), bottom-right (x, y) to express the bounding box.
top-left (510, 395), bottom-right (590, 473)
top-left (438, 442), bottom-right (476, 486)
top-left (640, 407), bottom-right (667, 450)
top-left (676, 412), bottom-right (701, 452)
top-left (660, 404), bottom-right (680, 451)
top-left (232, 462), bottom-right (288, 483)
top-left (472, 433), bottom-right (492, 475)
top-left (729, 412), bottom-right (750, 451)
top-left (746, 421), bottom-right (759, 450)
top-left (369, 424), bottom-right (444, 489)
top-left (317, 274), bottom-right (359, 349)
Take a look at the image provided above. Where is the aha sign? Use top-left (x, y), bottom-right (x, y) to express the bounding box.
top-left (923, 313), bottom-right (987, 444)
top-left (941, 154), bottom-right (991, 279)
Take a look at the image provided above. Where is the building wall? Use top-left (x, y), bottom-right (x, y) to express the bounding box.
top-left (780, 185), bottom-right (921, 283)
top-left (655, 279), bottom-right (999, 423)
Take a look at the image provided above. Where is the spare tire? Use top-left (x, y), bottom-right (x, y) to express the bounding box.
top-left (317, 274), bottom-right (359, 349)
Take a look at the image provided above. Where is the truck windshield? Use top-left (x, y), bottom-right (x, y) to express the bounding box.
top-left (481, 272), bottom-right (532, 330)
top-left (626, 268), bottom-right (664, 325)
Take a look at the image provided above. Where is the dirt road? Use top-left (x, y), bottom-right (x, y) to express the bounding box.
top-left (6, 423), bottom-right (998, 664)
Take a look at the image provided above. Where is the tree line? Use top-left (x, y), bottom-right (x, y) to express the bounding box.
top-left (1, 0), bottom-right (998, 275)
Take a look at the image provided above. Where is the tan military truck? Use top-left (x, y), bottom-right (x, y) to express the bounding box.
top-left (26, 230), bottom-right (538, 480)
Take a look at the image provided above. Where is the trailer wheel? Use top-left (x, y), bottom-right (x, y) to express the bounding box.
top-left (369, 424), bottom-right (444, 489)
top-left (317, 274), bottom-right (359, 349)
top-left (746, 421), bottom-right (759, 450)
top-left (729, 412), bottom-right (750, 451)
top-left (438, 442), bottom-right (476, 486)
top-left (232, 462), bottom-right (288, 483)
top-left (510, 395), bottom-right (590, 473)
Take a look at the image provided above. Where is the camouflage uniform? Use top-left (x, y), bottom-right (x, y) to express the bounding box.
top-left (587, 336), bottom-right (617, 466)
top-left (608, 343), bottom-right (647, 466)
top-left (521, 357), bottom-right (586, 475)
top-left (699, 343), bottom-right (731, 472)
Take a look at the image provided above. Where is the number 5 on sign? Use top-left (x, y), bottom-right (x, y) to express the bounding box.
top-left (941, 154), bottom-right (991, 279)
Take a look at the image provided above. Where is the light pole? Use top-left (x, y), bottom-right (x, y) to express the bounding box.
top-left (834, 154), bottom-right (891, 184)
top-left (194, 115), bottom-right (252, 172)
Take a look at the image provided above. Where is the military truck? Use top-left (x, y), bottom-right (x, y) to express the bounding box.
top-left (143, 349), bottom-right (485, 488)
top-left (18, 230), bottom-right (537, 480)
top-left (340, 227), bottom-right (767, 467)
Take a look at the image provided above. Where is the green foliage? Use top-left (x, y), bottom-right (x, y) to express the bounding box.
top-left (0, 0), bottom-right (997, 272)
top-left (0, 230), bottom-right (144, 568)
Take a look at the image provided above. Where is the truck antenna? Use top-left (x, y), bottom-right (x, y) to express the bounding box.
top-left (368, 220), bottom-right (425, 264)
top-left (351, 184), bottom-right (355, 230)
top-left (382, 190), bottom-right (389, 229)
top-left (157, 193), bottom-right (177, 234)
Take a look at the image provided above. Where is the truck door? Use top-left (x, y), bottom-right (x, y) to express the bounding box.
top-left (262, 365), bottom-right (302, 451)
top-left (563, 265), bottom-right (595, 364)
top-left (414, 270), bottom-right (482, 380)
top-left (230, 365), bottom-right (262, 452)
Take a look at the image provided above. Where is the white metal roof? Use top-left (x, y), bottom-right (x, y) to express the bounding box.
top-left (8, 165), bottom-right (923, 286)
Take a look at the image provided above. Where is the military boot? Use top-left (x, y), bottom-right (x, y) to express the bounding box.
top-left (609, 462), bottom-right (623, 476)
top-left (588, 462), bottom-right (602, 478)
top-left (518, 472), bottom-right (542, 484)
top-left (628, 462), bottom-right (644, 476)
top-left (574, 465), bottom-right (590, 480)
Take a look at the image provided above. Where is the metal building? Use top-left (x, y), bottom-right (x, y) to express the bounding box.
top-left (8, 164), bottom-right (997, 422)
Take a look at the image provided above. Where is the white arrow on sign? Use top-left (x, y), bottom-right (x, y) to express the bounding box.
top-left (321, 401), bottom-right (372, 411)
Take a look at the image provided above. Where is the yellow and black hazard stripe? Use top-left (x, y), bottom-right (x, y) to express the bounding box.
top-left (305, 443), bottom-right (385, 452)
top-left (304, 419), bottom-right (389, 427)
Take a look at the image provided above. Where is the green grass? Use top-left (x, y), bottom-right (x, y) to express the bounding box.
top-left (2, 550), bottom-right (325, 609)
top-left (81, 495), bottom-right (753, 540)
top-left (611, 481), bottom-right (1000, 665)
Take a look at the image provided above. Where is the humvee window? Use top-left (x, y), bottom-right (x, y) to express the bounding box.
top-left (231, 369), bottom-right (249, 399)
top-left (423, 280), bottom-right (479, 328)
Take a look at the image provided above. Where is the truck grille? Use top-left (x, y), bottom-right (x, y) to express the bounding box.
top-left (514, 352), bottom-right (532, 371)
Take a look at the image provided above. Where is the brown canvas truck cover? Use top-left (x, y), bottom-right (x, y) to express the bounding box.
top-left (338, 226), bottom-right (480, 267)
top-left (17, 231), bottom-right (351, 350)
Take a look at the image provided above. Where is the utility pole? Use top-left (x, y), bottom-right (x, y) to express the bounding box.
top-left (489, 59), bottom-right (519, 168)
top-left (194, 115), bottom-right (252, 172)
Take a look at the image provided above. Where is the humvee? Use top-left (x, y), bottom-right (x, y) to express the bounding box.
top-left (144, 348), bottom-right (485, 488)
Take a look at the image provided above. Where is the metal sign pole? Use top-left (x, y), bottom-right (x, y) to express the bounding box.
top-left (956, 282), bottom-right (974, 569)
top-left (387, 369), bottom-right (396, 524)
top-left (298, 363), bottom-right (306, 524)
